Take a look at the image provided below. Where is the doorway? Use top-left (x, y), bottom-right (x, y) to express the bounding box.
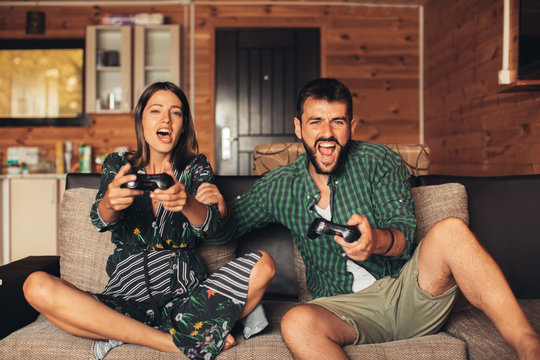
top-left (215, 28), bottom-right (320, 175)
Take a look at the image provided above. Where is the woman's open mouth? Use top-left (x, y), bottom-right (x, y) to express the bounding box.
top-left (156, 128), bottom-right (172, 144)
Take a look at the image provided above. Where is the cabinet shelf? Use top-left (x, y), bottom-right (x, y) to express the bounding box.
top-left (85, 26), bottom-right (132, 113)
top-left (86, 25), bottom-right (181, 113)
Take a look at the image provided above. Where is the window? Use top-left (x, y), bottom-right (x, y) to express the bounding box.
top-left (0, 39), bottom-right (89, 126)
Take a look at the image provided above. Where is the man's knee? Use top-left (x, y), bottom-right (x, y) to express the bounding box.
top-left (281, 305), bottom-right (317, 340)
top-left (425, 216), bottom-right (473, 247)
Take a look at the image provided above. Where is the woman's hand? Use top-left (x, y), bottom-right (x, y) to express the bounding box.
top-left (99, 163), bottom-right (143, 222)
top-left (195, 183), bottom-right (228, 219)
top-left (150, 162), bottom-right (188, 212)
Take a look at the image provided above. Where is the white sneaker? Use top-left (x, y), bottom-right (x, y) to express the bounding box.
top-left (94, 339), bottom-right (124, 360)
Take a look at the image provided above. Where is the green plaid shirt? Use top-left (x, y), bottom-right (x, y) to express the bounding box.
top-left (222, 141), bottom-right (416, 299)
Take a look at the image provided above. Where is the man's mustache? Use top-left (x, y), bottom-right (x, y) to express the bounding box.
top-left (315, 137), bottom-right (342, 148)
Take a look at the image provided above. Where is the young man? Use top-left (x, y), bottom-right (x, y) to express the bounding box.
top-left (197, 78), bottom-right (540, 359)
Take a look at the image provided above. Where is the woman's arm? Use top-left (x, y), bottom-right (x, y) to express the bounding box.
top-left (98, 162), bottom-right (143, 223)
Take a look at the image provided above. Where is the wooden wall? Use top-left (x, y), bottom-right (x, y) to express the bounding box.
top-left (193, 3), bottom-right (420, 166)
top-left (424, 0), bottom-right (540, 176)
top-left (0, 2), bottom-right (419, 171)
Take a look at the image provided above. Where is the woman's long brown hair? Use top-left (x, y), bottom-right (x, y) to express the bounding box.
top-left (125, 81), bottom-right (198, 172)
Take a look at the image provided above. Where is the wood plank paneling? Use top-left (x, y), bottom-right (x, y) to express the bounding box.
top-left (1, 2), bottom-right (419, 172)
top-left (424, 0), bottom-right (540, 176)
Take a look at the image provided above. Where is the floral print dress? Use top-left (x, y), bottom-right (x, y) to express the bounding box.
top-left (90, 153), bottom-right (259, 360)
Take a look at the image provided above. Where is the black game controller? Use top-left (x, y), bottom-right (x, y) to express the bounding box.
top-left (122, 173), bottom-right (175, 191)
top-left (308, 218), bottom-right (361, 243)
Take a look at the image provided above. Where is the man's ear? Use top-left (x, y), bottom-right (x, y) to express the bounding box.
top-left (294, 117), bottom-right (302, 140)
top-left (350, 117), bottom-right (357, 136)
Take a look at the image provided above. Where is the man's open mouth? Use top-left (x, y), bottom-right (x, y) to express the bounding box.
top-left (317, 141), bottom-right (338, 160)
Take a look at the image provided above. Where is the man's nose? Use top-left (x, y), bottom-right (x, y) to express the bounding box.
top-left (320, 120), bottom-right (333, 137)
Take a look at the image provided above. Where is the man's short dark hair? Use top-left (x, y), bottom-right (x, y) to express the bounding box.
top-left (295, 78), bottom-right (353, 121)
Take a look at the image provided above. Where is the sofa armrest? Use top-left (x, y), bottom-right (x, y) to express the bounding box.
top-left (0, 256), bottom-right (60, 339)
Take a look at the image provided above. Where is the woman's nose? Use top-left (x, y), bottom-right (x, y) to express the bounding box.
top-left (161, 112), bottom-right (172, 123)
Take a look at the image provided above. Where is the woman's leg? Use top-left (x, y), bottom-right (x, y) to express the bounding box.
top-left (23, 271), bottom-right (179, 353)
top-left (239, 249), bottom-right (276, 319)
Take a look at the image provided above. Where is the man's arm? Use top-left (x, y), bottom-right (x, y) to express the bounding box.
top-left (196, 181), bottom-right (274, 244)
top-left (336, 148), bottom-right (416, 262)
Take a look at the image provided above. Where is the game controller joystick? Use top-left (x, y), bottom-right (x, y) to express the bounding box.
top-left (122, 173), bottom-right (175, 191)
top-left (308, 218), bottom-right (361, 243)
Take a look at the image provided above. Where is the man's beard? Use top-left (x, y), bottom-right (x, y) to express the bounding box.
top-left (303, 136), bottom-right (351, 175)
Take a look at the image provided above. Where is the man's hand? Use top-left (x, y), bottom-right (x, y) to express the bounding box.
top-left (333, 214), bottom-right (376, 261)
top-left (195, 183), bottom-right (228, 219)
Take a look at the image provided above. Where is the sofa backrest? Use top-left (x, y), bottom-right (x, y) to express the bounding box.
top-left (419, 175), bottom-right (540, 299)
top-left (61, 173), bottom-right (470, 303)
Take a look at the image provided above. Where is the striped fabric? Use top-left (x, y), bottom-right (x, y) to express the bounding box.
top-left (203, 252), bottom-right (261, 304)
top-left (103, 251), bottom-right (174, 302)
top-left (102, 251), bottom-right (261, 306)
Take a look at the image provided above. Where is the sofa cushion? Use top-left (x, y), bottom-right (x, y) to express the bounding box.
top-left (444, 299), bottom-right (540, 360)
top-left (58, 188), bottom-right (236, 292)
top-left (59, 188), bottom-right (113, 292)
top-left (411, 183), bottom-right (469, 241)
top-left (0, 305), bottom-right (467, 360)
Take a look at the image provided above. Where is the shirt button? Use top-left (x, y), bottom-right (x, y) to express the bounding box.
top-left (341, 252), bottom-right (347, 257)
top-left (335, 181), bottom-right (339, 185)
top-left (307, 195), bottom-right (310, 199)
top-left (236, 195), bottom-right (241, 200)
top-left (399, 199), bottom-right (403, 203)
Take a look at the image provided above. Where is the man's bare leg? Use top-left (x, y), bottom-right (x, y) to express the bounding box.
top-left (280, 303), bottom-right (356, 360)
top-left (418, 217), bottom-right (540, 360)
top-left (23, 271), bottom-right (179, 353)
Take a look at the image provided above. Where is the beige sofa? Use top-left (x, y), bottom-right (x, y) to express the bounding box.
top-left (1, 143), bottom-right (538, 359)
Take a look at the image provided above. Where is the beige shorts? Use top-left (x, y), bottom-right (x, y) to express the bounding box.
top-left (310, 240), bottom-right (458, 344)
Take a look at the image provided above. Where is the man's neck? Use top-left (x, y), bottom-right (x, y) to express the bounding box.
top-left (308, 164), bottom-right (331, 208)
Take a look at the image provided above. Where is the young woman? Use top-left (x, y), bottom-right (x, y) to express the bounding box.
top-left (23, 82), bottom-right (275, 360)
